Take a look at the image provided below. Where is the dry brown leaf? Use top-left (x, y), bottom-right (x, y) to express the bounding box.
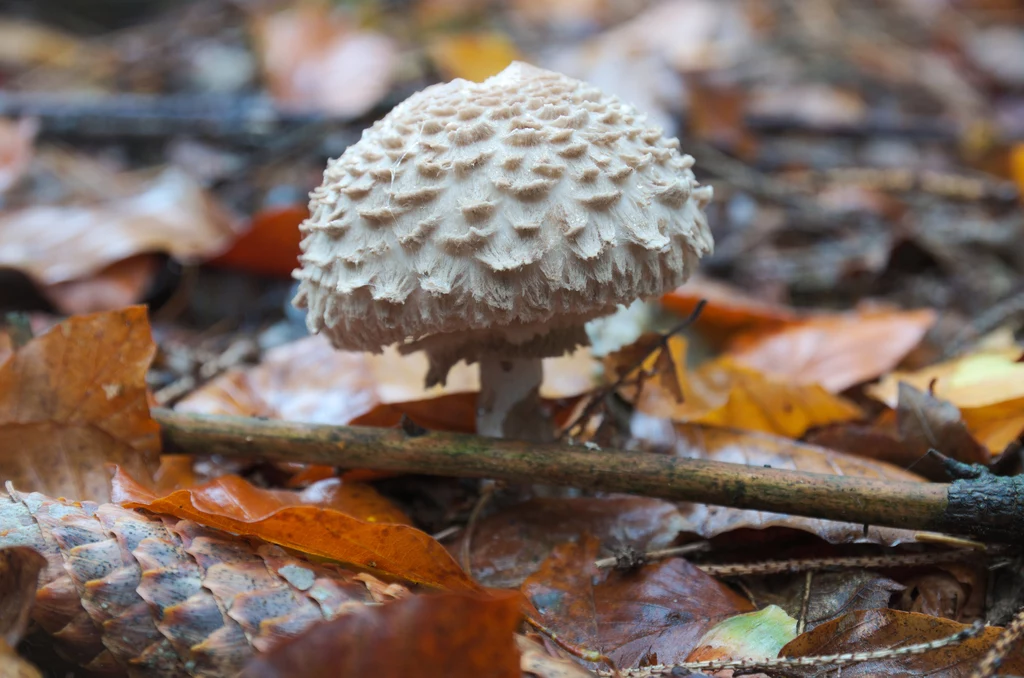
top-left (868, 347), bottom-right (1024, 452)
top-left (517, 634), bottom-right (595, 678)
top-left (250, 5), bottom-right (396, 116)
top-left (0, 168), bottom-right (240, 287)
top-left (429, 32), bottom-right (521, 82)
top-left (780, 609), bottom-right (1023, 677)
top-left (38, 254), bottom-right (162, 315)
top-left (726, 307), bottom-right (936, 393)
top-left (0, 307), bottom-right (160, 501)
top-left (635, 337), bottom-right (863, 439)
top-left (651, 423), bottom-right (926, 545)
top-left (176, 334), bottom-right (598, 431)
top-left (523, 536), bottom-right (753, 669)
top-left (661, 276), bottom-right (799, 345)
top-left (0, 547), bottom-right (46, 647)
top-left (241, 591), bottom-right (523, 678)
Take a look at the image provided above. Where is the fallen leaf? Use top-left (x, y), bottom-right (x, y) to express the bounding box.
top-left (0, 18), bottom-right (112, 71)
top-left (250, 5), bottom-right (397, 116)
top-left (517, 634), bottom-right (595, 678)
top-left (642, 423), bottom-right (927, 545)
top-left (868, 347), bottom-right (1024, 452)
top-left (458, 496), bottom-right (690, 588)
top-left (1012, 143), bottom-right (1024, 194)
top-left (242, 590), bottom-right (522, 678)
top-left (429, 32), bottom-right (521, 82)
top-left (752, 570), bottom-right (905, 633)
top-left (635, 337), bottom-right (863, 439)
top-left (780, 609), bottom-right (1023, 677)
top-left (660, 276), bottom-right (799, 345)
top-left (176, 334), bottom-right (598, 432)
top-left (0, 638), bottom-right (40, 678)
top-left (0, 118), bottom-right (37, 194)
top-left (895, 382), bottom-right (990, 467)
top-left (112, 468), bottom-right (478, 591)
top-left (523, 536), bottom-right (753, 669)
top-left (208, 204), bottom-right (308, 279)
top-left (0, 547), bottom-right (46, 646)
top-left (0, 168), bottom-right (240, 287)
top-left (726, 307), bottom-right (936, 393)
top-left (37, 254), bottom-right (162, 315)
top-left (686, 605), bottom-right (797, 662)
top-left (899, 572), bottom-right (969, 621)
top-left (0, 307), bottom-right (160, 501)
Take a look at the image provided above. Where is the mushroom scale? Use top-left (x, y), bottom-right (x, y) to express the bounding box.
top-left (294, 61), bottom-right (713, 387)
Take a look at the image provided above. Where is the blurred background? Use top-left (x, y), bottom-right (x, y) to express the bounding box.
top-left (1, 0), bottom-right (1023, 364)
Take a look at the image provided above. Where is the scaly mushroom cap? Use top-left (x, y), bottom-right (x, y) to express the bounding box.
top-left (294, 62), bottom-right (713, 380)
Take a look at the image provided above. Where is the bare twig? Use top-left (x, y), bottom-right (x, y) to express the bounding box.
top-left (460, 480), bottom-right (496, 578)
top-left (597, 621), bottom-right (984, 676)
top-left (971, 606), bottom-right (1024, 678)
top-left (560, 300), bottom-right (707, 440)
top-left (698, 550), bottom-right (988, 577)
top-left (797, 570), bottom-right (814, 635)
top-left (594, 542), bottom-right (710, 569)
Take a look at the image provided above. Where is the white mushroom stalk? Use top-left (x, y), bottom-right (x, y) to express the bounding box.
top-left (292, 62), bottom-right (714, 443)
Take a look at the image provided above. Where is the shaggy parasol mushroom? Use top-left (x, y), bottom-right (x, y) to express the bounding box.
top-left (293, 62), bottom-right (713, 442)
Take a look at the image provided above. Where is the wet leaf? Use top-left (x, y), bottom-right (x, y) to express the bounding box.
top-left (112, 468), bottom-right (478, 591)
top-left (780, 609), bottom-right (1023, 677)
top-left (753, 570), bottom-right (905, 632)
top-left (250, 5), bottom-right (397, 116)
top-left (686, 605), bottom-right (797, 662)
top-left (458, 496), bottom-right (690, 588)
top-left (523, 536), bottom-right (753, 669)
top-left (429, 32), bottom-right (521, 83)
top-left (868, 347), bottom-right (1024, 452)
top-left (0, 547), bottom-right (46, 646)
top-left (0, 307), bottom-right (160, 501)
top-left (0, 168), bottom-right (240, 287)
top-left (726, 308), bottom-right (936, 393)
top-left (661, 276), bottom-right (798, 345)
top-left (653, 423), bottom-right (926, 545)
top-left (242, 590), bottom-right (522, 678)
top-left (177, 335), bottom-right (597, 432)
top-left (208, 205), bottom-right (307, 279)
top-left (38, 254), bottom-right (162, 315)
top-left (635, 337), bottom-right (863, 439)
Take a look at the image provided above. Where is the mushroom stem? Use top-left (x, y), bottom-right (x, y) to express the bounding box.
top-left (477, 355), bottom-right (552, 442)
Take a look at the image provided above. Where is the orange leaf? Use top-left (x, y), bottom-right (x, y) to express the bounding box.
top-left (208, 205), bottom-right (308, 278)
top-left (0, 307), bottom-right (160, 501)
top-left (661, 276), bottom-right (799, 345)
top-left (781, 609), bottom-right (1024, 675)
top-left (112, 468), bottom-right (477, 591)
top-left (726, 307), bottom-right (936, 392)
top-left (38, 253), bottom-right (162, 315)
top-left (1011, 143), bottom-right (1024, 195)
top-left (636, 336), bottom-right (863, 439)
top-left (428, 32), bottom-right (520, 83)
top-left (241, 590), bottom-right (522, 678)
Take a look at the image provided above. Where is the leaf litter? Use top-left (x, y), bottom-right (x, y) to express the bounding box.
top-left (3, 0), bottom-right (1024, 676)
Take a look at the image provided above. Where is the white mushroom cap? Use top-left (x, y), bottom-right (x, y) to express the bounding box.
top-left (294, 61), bottom-right (713, 383)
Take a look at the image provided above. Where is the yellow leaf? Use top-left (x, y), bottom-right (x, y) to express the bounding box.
top-left (636, 337), bottom-right (863, 439)
top-left (867, 348), bottom-right (1024, 452)
top-left (1011, 143), bottom-right (1024, 194)
top-left (429, 32), bottom-right (520, 82)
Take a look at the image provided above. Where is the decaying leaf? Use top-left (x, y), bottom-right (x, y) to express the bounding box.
top-left (868, 347), bottom-right (1024, 452)
top-left (208, 205), bottom-right (307, 279)
top-left (0, 168), bottom-right (240, 288)
top-left (38, 254), bottom-right (163, 315)
top-left (634, 337), bottom-right (863, 439)
top-left (0, 547), bottom-right (46, 646)
top-left (726, 307), bottom-right (936, 393)
top-left (653, 423), bottom-right (926, 545)
top-left (112, 468), bottom-right (478, 591)
top-left (249, 5), bottom-right (397, 116)
top-left (242, 590), bottom-right (523, 678)
top-left (685, 605), bottom-right (797, 663)
top-left (517, 634), bottom-right (596, 678)
top-left (753, 570), bottom-right (905, 633)
top-left (458, 496), bottom-right (690, 588)
top-left (0, 306), bottom-right (160, 502)
top-left (523, 536), bottom-right (753, 669)
top-left (0, 638), bottom-right (41, 678)
top-left (176, 334), bottom-right (598, 432)
top-left (0, 486), bottom-right (408, 677)
top-left (780, 609), bottom-right (1024, 677)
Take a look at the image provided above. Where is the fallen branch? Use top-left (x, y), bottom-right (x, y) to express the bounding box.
top-left (153, 409), bottom-right (1024, 543)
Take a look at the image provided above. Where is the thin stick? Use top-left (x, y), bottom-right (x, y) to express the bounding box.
top-left (971, 606), bottom-right (1024, 678)
top-left (594, 542), bottom-right (710, 569)
top-left (153, 409), bottom-right (1024, 542)
top-left (698, 550), bottom-right (986, 577)
top-left (797, 571), bottom-right (813, 635)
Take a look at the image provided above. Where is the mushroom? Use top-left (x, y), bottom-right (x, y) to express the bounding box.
top-left (293, 62), bottom-right (713, 442)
